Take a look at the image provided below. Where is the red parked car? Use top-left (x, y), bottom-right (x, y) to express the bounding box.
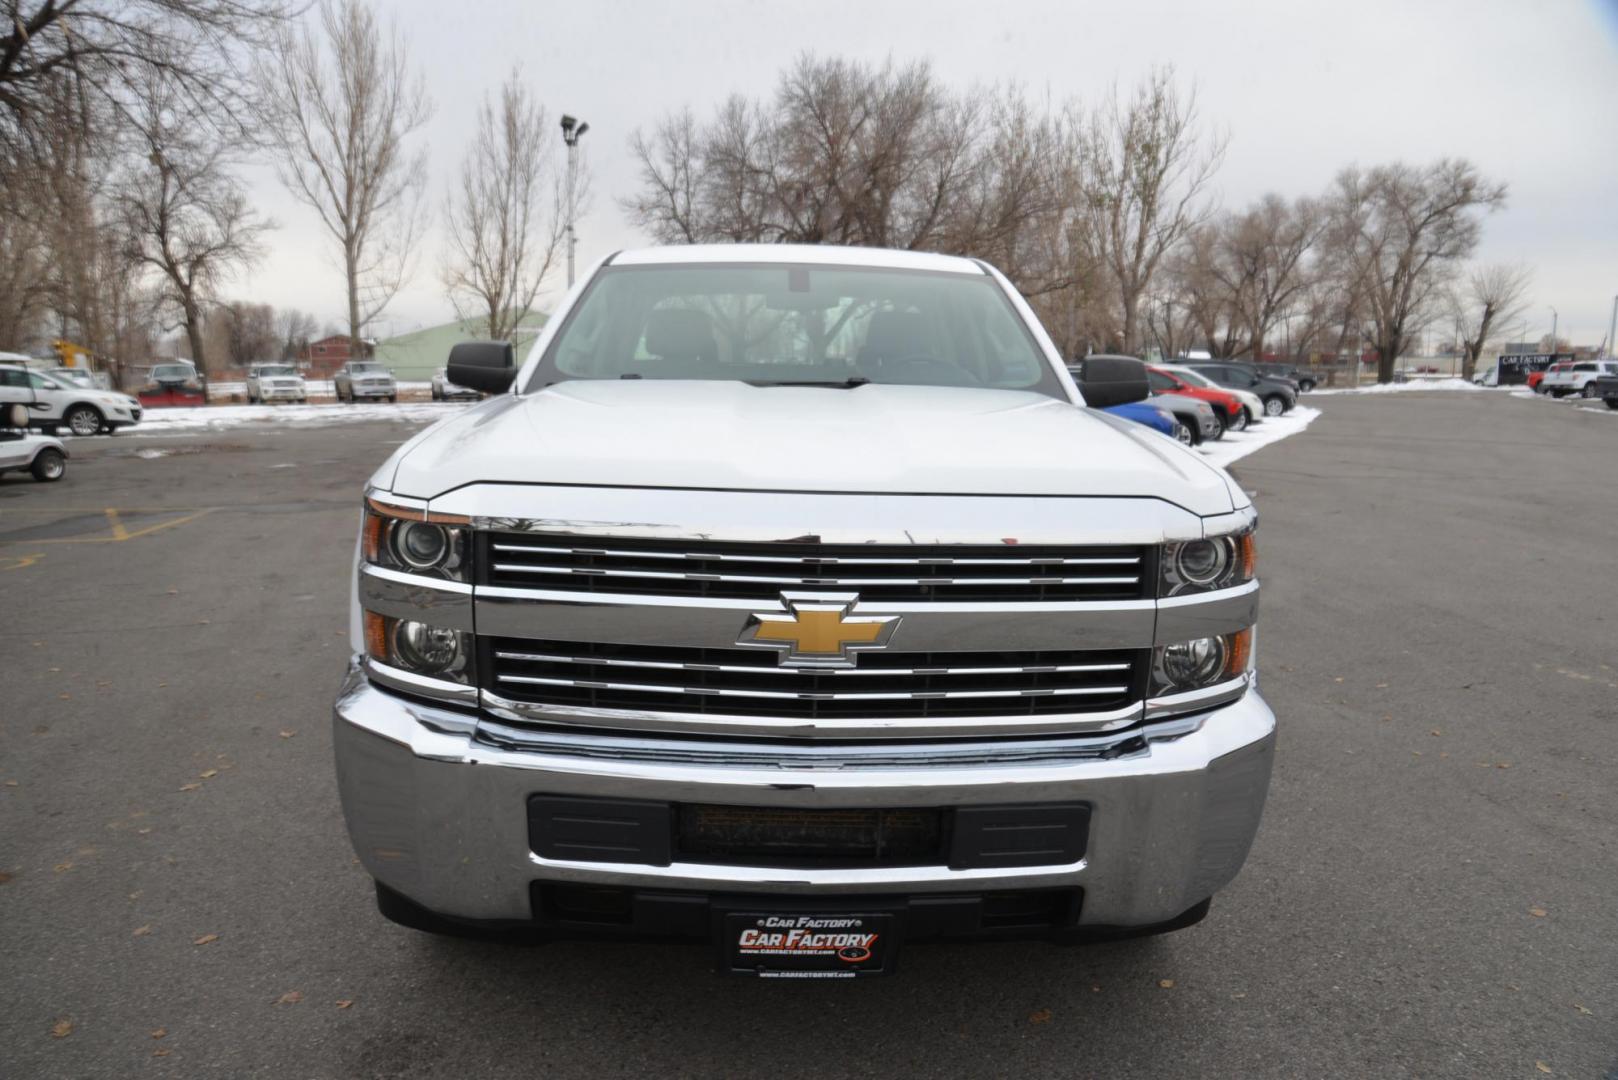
top-left (1146, 366), bottom-right (1249, 437)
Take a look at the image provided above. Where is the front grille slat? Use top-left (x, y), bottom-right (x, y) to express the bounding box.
top-left (483, 533), bottom-right (1152, 603)
top-left (486, 638), bottom-right (1146, 721)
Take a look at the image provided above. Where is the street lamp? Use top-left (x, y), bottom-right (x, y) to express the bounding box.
top-left (561, 114), bottom-right (589, 287)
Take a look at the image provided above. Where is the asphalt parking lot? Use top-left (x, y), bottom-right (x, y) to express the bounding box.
top-left (2, 391), bottom-right (1615, 1079)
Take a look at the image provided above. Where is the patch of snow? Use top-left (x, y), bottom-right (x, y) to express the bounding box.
top-left (1197, 406), bottom-right (1319, 468)
top-left (131, 401), bottom-right (468, 434)
top-left (1312, 378), bottom-right (1485, 395)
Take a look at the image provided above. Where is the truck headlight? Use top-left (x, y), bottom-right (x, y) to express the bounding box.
top-left (364, 612), bottom-right (473, 682)
top-left (362, 498), bottom-right (469, 581)
top-left (1160, 528), bottom-right (1255, 596)
top-left (1151, 629), bottom-right (1252, 695)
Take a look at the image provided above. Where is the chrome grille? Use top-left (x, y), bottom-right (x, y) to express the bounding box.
top-left (484, 638), bottom-right (1146, 720)
top-left (481, 533), bottom-right (1151, 602)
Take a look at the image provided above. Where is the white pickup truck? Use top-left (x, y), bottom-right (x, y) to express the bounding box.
top-left (334, 245), bottom-right (1274, 978)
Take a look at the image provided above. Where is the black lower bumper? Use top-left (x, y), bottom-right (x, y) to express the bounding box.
top-left (374, 880), bottom-right (1212, 953)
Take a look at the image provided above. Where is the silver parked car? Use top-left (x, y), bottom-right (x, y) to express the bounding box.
top-left (246, 363), bottom-right (309, 404)
top-left (334, 361), bottom-right (397, 403)
top-left (430, 367), bottom-right (480, 401)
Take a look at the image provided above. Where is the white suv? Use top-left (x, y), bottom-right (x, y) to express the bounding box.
top-left (246, 363), bottom-right (309, 404)
top-left (0, 363), bottom-right (143, 436)
top-left (1541, 360), bottom-right (1618, 398)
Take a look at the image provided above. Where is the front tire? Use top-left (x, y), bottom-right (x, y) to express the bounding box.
top-left (1229, 407), bottom-right (1249, 433)
top-left (1298, 379), bottom-right (1315, 393)
top-left (64, 404), bottom-right (103, 437)
top-left (1580, 383), bottom-right (1595, 398)
top-left (1264, 396), bottom-right (1286, 417)
top-left (1172, 422), bottom-right (1194, 446)
top-left (31, 448), bottom-right (66, 482)
top-left (1604, 398), bottom-right (1618, 410)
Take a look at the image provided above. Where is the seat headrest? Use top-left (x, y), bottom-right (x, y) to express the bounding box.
top-left (860, 310), bottom-right (930, 359)
top-left (644, 308), bottom-right (718, 361)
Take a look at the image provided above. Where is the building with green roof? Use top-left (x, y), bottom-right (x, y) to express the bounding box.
top-left (373, 311), bottom-right (548, 382)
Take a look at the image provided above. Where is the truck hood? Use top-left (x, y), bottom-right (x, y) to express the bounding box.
top-left (385, 381), bottom-right (1240, 515)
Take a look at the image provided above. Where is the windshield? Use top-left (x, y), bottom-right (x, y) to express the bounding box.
top-left (152, 364), bottom-right (193, 379)
top-left (350, 363), bottom-right (385, 374)
top-left (260, 365), bottom-right (297, 377)
top-left (527, 263), bottom-right (1064, 398)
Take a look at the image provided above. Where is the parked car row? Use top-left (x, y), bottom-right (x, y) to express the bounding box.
top-left (1068, 355), bottom-right (1303, 447)
top-left (1536, 359), bottom-right (1618, 400)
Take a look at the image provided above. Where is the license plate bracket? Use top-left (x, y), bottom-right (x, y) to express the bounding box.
top-left (720, 909), bottom-right (900, 979)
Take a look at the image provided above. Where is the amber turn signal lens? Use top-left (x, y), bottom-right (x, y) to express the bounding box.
top-left (363, 610), bottom-right (391, 663)
top-left (1223, 628), bottom-right (1252, 680)
top-left (362, 511), bottom-right (385, 563)
top-left (1235, 532), bottom-right (1257, 580)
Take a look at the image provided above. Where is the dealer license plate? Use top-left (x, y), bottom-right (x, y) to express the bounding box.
top-left (721, 911), bottom-right (898, 979)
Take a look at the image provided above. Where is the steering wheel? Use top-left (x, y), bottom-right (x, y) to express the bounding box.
top-left (879, 353), bottom-right (982, 387)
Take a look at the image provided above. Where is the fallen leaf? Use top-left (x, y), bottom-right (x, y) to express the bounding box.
top-left (1231, 992), bottom-right (1247, 999)
top-left (178, 783), bottom-right (202, 793)
top-left (0, 872), bottom-right (11, 884)
top-left (151, 1028), bottom-right (167, 1039)
top-left (133, 925), bottom-right (152, 937)
top-left (199, 770), bottom-right (217, 779)
top-left (197, 619), bottom-right (210, 625)
top-left (1027, 1008), bottom-right (1052, 1023)
top-left (1497, 762), bottom-right (1511, 769)
top-left (166, 589), bottom-right (178, 595)
top-left (1574, 1003), bottom-right (1592, 1015)
top-left (1332, 677), bottom-right (1344, 683)
top-left (278, 730), bottom-right (297, 739)
top-left (1536, 1063), bottom-right (1552, 1075)
top-left (138, 827), bottom-right (152, 835)
top-left (157, 681), bottom-right (167, 688)
top-left (3, 779), bottom-right (16, 786)
top-left (53, 861), bottom-right (71, 873)
top-left (57, 692), bottom-right (71, 700)
top-left (129, 890), bottom-right (142, 900)
top-left (153, 1048), bottom-right (171, 1058)
top-left (275, 990), bottom-right (303, 1005)
top-left (335, 999), bottom-right (353, 1009)
top-left (1158, 979), bottom-right (1175, 989)
top-left (51, 1017), bottom-right (73, 1038)
top-left (1430, 730), bottom-right (1441, 737)
top-left (1529, 908), bottom-right (1547, 918)
top-left (192, 933), bottom-right (218, 946)
top-left (1375, 683), bottom-right (1388, 689)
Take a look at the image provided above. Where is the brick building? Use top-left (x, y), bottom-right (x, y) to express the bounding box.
top-left (297, 336), bottom-right (374, 378)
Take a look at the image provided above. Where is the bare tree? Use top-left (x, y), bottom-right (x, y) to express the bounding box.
top-left (1448, 263), bottom-right (1533, 380)
top-left (118, 63), bottom-right (269, 395)
top-left (0, 1), bottom-right (291, 160)
top-left (276, 306), bottom-right (319, 361)
top-left (1066, 68), bottom-right (1226, 354)
top-left (212, 301), bottom-right (279, 368)
top-left (257, 0), bottom-right (431, 353)
top-left (442, 68), bottom-right (571, 342)
top-left (1213, 194), bottom-right (1324, 360)
top-left (1328, 160), bottom-right (1506, 383)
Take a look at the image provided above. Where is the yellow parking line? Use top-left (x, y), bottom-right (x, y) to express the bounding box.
top-left (0, 507), bottom-right (216, 545)
top-left (120, 508), bottom-right (213, 539)
top-left (105, 508), bottom-right (130, 541)
top-left (1, 552), bottom-right (44, 570)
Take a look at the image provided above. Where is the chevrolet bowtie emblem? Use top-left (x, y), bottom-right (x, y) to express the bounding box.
top-left (737, 592), bottom-right (901, 668)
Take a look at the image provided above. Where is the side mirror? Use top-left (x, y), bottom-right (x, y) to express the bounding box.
top-left (1074, 355), bottom-right (1149, 408)
top-left (447, 341), bottom-right (516, 394)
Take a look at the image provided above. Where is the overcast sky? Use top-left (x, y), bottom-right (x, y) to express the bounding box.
top-left (240, 0), bottom-right (1618, 348)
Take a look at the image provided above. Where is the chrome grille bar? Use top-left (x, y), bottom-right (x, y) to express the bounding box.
top-left (494, 648), bottom-right (1131, 678)
top-left (493, 673), bottom-right (1130, 702)
top-left (491, 542), bottom-right (1140, 567)
top-left (490, 564), bottom-right (1140, 587)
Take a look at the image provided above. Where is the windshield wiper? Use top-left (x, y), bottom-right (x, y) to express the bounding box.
top-left (748, 376), bottom-right (871, 389)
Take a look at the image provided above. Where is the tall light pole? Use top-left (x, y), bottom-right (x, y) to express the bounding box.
top-left (560, 114), bottom-right (589, 287)
top-left (1606, 294), bottom-right (1616, 359)
top-left (1547, 305), bottom-right (1558, 356)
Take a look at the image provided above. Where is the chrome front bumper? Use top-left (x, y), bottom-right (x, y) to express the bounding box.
top-left (333, 664), bottom-right (1276, 927)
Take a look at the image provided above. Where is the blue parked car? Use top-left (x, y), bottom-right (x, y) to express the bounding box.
top-left (1103, 401), bottom-right (1189, 445)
